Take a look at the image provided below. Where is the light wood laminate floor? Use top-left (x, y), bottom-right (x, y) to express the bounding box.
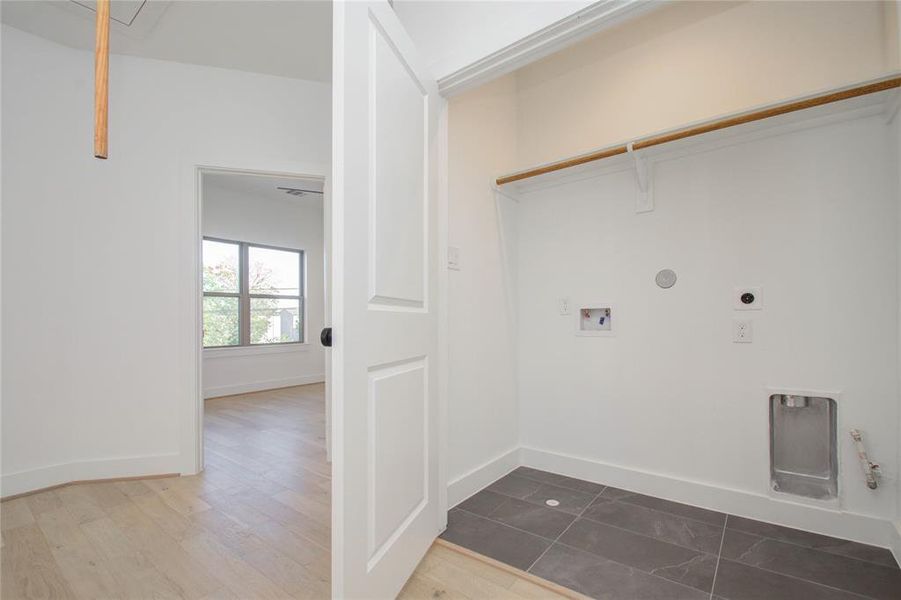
top-left (1, 384), bottom-right (568, 599)
top-left (1, 384), bottom-right (330, 599)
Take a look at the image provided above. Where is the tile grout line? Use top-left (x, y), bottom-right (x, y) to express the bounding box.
top-left (704, 530), bottom-right (876, 600)
top-left (708, 514), bottom-right (728, 599)
top-left (712, 554), bottom-right (879, 600)
top-left (472, 484), bottom-right (724, 596)
top-left (721, 523), bottom-right (901, 570)
top-left (479, 482), bottom-right (728, 558)
top-left (524, 485), bottom-right (609, 574)
top-left (452, 507), bottom-right (567, 544)
top-left (551, 539), bottom-right (721, 598)
top-left (507, 469), bottom-right (730, 530)
top-left (613, 497), bottom-right (725, 529)
top-left (578, 498), bottom-right (727, 543)
top-left (464, 472), bottom-right (894, 599)
top-left (552, 502), bottom-right (724, 557)
top-left (514, 474), bottom-right (890, 571)
top-left (509, 470), bottom-right (609, 497)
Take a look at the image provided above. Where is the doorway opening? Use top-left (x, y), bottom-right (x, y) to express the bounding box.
top-left (197, 168), bottom-right (331, 595)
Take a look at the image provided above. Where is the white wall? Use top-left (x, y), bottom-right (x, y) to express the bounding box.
top-left (445, 75), bottom-right (521, 504)
top-left (201, 183), bottom-right (325, 398)
top-left (445, 0), bottom-right (901, 546)
top-left (0, 26), bottom-right (330, 496)
top-left (514, 112), bottom-right (899, 544)
top-left (515, 0), bottom-right (893, 167)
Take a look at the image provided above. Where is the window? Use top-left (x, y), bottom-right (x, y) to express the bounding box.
top-left (202, 238), bottom-right (304, 348)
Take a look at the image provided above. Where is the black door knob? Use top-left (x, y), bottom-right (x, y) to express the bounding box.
top-left (320, 327), bottom-right (332, 347)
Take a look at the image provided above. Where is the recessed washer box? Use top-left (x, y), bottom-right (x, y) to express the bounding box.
top-left (576, 305), bottom-right (614, 337)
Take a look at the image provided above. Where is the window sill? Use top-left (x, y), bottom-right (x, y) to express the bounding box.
top-left (203, 343), bottom-right (313, 359)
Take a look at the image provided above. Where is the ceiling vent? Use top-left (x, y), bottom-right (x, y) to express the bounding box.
top-left (277, 186), bottom-right (323, 197)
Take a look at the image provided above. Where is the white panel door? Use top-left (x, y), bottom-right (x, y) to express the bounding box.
top-left (331, 1), bottom-right (442, 598)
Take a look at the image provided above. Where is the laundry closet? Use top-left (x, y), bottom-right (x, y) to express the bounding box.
top-left (437, 1), bottom-right (901, 597)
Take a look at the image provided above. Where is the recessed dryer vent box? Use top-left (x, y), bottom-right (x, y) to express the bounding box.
top-left (769, 392), bottom-right (837, 501)
top-left (577, 305), bottom-right (614, 337)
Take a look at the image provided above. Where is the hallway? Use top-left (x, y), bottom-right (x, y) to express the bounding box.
top-left (1, 385), bottom-right (331, 599)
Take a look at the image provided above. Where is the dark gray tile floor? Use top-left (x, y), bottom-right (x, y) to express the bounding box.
top-left (440, 467), bottom-right (901, 600)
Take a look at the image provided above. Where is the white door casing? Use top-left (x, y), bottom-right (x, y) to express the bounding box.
top-left (331, 1), bottom-right (442, 598)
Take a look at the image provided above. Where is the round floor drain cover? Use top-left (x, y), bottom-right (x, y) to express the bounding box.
top-left (545, 499), bottom-right (560, 507)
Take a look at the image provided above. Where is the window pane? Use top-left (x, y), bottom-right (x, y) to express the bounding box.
top-left (249, 246), bottom-right (300, 296)
top-left (202, 240), bottom-right (239, 293)
top-left (250, 298), bottom-right (301, 344)
top-left (203, 296), bottom-right (240, 347)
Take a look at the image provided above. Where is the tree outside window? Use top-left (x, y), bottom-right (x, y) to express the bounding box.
top-left (202, 238), bottom-right (303, 348)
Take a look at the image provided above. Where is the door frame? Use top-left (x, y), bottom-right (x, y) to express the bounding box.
top-left (181, 161), bottom-right (329, 476)
top-left (436, 99), bottom-right (450, 530)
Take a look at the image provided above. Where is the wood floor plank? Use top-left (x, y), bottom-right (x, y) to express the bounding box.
top-left (272, 489), bottom-right (330, 525)
top-left (113, 480), bottom-right (155, 499)
top-left (78, 482), bottom-right (132, 512)
top-left (189, 509), bottom-right (329, 600)
top-left (180, 531), bottom-right (290, 600)
top-left (226, 488), bottom-right (330, 551)
top-left (398, 572), bottom-right (471, 600)
top-left (142, 481), bottom-right (213, 518)
top-left (106, 502), bottom-right (221, 598)
top-left (246, 517), bottom-right (331, 580)
top-left (80, 516), bottom-right (186, 600)
top-left (424, 543), bottom-right (519, 589)
top-left (1, 498), bottom-right (36, 531)
top-left (34, 506), bottom-right (123, 599)
top-left (24, 491), bottom-right (65, 519)
top-left (55, 486), bottom-right (107, 525)
top-left (130, 493), bottom-right (206, 542)
top-left (1, 523), bottom-right (77, 599)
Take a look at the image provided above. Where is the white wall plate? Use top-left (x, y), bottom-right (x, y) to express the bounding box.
top-left (734, 286), bottom-right (763, 310)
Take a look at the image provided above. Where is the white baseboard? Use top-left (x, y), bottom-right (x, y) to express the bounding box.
top-left (1, 452), bottom-right (182, 498)
top-left (890, 521), bottom-right (901, 567)
top-left (447, 447), bottom-right (520, 508)
top-left (520, 446), bottom-right (894, 549)
top-left (203, 374), bottom-right (325, 399)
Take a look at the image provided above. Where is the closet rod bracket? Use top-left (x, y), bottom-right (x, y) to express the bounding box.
top-left (627, 142), bottom-right (654, 213)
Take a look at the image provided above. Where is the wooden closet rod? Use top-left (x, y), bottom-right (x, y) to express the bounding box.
top-left (94, 0), bottom-right (110, 159)
top-left (496, 74), bottom-right (901, 186)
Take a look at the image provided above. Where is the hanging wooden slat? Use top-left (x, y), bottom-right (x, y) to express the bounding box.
top-left (496, 74), bottom-right (901, 186)
top-left (94, 0), bottom-right (110, 159)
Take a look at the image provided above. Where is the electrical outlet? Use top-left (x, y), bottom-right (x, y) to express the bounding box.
top-left (559, 298), bottom-right (571, 316)
top-left (733, 319), bottom-right (752, 343)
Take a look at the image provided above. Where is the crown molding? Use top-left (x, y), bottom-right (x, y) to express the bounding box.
top-left (437, 0), bottom-right (663, 97)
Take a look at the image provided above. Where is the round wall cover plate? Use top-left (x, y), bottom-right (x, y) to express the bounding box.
top-left (656, 269), bottom-right (677, 289)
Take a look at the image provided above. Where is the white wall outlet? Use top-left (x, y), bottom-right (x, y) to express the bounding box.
top-left (447, 246), bottom-right (461, 271)
top-left (734, 286), bottom-right (762, 310)
top-left (733, 319), bottom-right (752, 343)
top-left (559, 298), bottom-right (571, 316)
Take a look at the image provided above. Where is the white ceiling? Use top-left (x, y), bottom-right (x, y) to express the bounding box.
top-left (1, 0), bottom-right (621, 86)
top-left (393, 0), bottom-right (594, 81)
top-left (203, 172), bottom-right (324, 206)
top-left (0, 0), bottom-right (332, 82)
